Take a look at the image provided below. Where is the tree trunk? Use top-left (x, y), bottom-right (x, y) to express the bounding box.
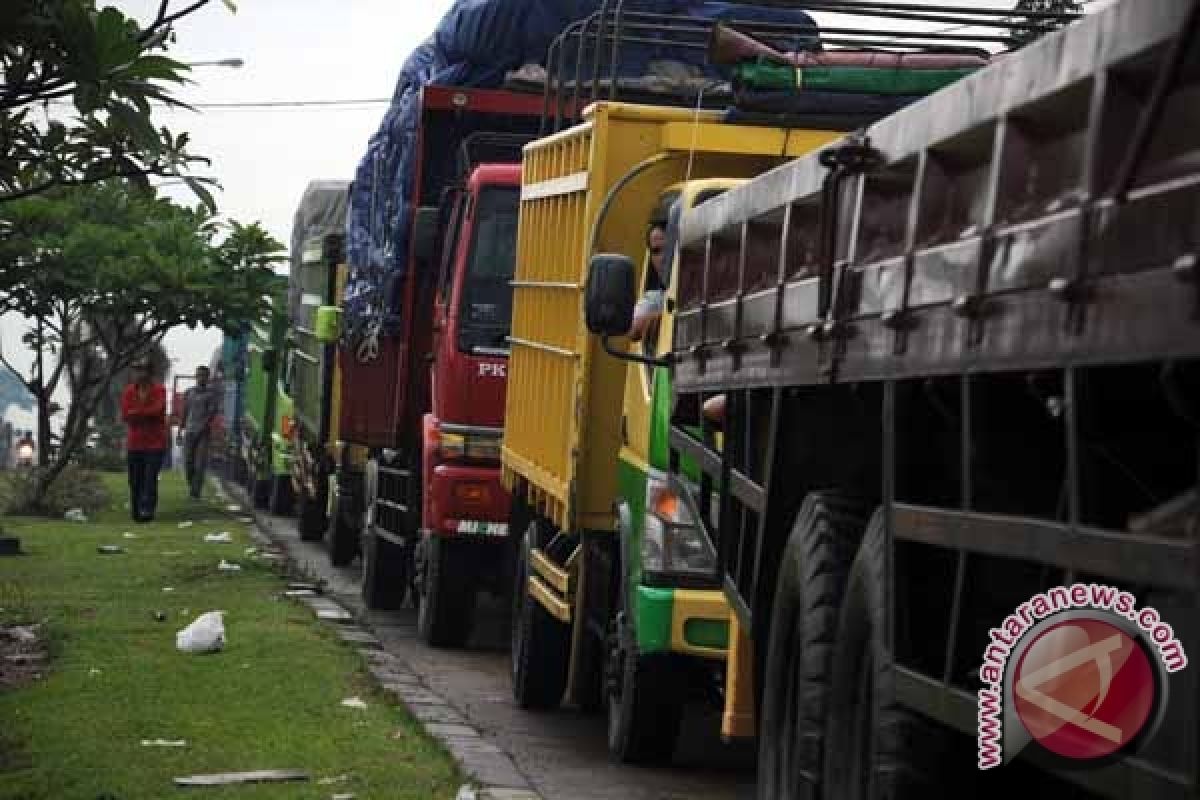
top-left (28, 372), bottom-right (114, 509)
top-left (35, 389), bottom-right (51, 468)
top-left (34, 318), bottom-right (50, 467)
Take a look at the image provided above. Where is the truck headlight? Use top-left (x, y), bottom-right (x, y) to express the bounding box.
top-left (643, 471), bottom-right (716, 578)
top-left (438, 428), bottom-right (501, 461)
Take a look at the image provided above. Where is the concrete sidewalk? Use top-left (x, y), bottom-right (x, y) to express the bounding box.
top-left (223, 481), bottom-right (756, 800)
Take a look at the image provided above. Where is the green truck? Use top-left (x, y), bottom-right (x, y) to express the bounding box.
top-left (238, 275), bottom-right (294, 513)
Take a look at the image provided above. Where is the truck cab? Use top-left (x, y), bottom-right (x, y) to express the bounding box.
top-left (283, 181), bottom-right (350, 548)
top-left (415, 163), bottom-right (520, 646)
top-left (239, 276), bottom-right (291, 510)
top-left (607, 179), bottom-right (745, 761)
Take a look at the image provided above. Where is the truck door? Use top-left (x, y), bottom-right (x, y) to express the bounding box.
top-left (432, 189), bottom-right (467, 393)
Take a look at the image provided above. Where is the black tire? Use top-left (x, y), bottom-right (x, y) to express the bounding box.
top-left (417, 535), bottom-right (476, 647)
top-left (297, 479), bottom-right (326, 542)
top-left (325, 487), bottom-right (360, 567)
top-left (757, 493), bottom-right (870, 800)
top-left (511, 521), bottom-right (570, 710)
top-left (823, 511), bottom-right (953, 800)
top-left (361, 526), bottom-right (408, 610)
top-left (605, 577), bottom-right (684, 764)
top-left (252, 477), bottom-right (271, 510)
top-left (268, 475), bottom-right (294, 515)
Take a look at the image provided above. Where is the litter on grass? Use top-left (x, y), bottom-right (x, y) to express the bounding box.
top-left (340, 696), bottom-right (367, 710)
top-left (225, 504), bottom-right (242, 513)
top-left (238, 516), bottom-right (254, 524)
top-left (64, 509), bottom-right (87, 522)
top-left (176, 611), bottom-right (225, 654)
top-left (97, 545), bottom-right (124, 555)
top-left (217, 560), bottom-right (242, 572)
top-left (174, 770), bottom-right (309, 787)
top-left (177, 521), bottom-right (194, 529)
top-left (1, 625), bottom-right (38, 644)
top-left (162, 587), bottom-right (175, 593)
top-left (122, 532), bottom-right (138, 539)
top-left (318, 775), bottom-right (350, 785)
top-left (204, 532), bottom-right (233, 543)
top-left (141, 739), bottom-right (187, 747)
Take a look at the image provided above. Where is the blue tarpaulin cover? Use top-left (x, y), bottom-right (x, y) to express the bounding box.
top-left (343, 0), bottom-right (818, 339)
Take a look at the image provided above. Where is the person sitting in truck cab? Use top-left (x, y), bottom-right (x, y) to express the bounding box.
top-left (628, 219), bottom-right (668, 343)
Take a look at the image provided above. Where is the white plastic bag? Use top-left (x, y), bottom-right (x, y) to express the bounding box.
top-left (175, 611), bottom-right (225, 654)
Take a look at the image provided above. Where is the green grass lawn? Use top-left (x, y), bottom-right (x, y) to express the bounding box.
top-left (0, 470), bottom-right (460, 799)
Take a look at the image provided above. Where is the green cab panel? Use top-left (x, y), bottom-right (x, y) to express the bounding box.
top-left (634, 585), bottom-right (674, 654)
top-left (242, 277), bottom-right (288, 473)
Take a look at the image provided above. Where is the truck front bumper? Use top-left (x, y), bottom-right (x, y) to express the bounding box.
top-left (634, 586), bottom-right (730, 661)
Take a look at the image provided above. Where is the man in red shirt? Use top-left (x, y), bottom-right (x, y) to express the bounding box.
top-left (120, 359), bottom-right (168, 522)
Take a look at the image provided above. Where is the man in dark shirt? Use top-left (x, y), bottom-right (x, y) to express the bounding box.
top-left (177, 366), bottom-right (220, 500)
top-left (121, 359), bottom-right (168, 522)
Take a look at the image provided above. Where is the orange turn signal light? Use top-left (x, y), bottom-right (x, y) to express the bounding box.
top-left (454, 482), bottom-right (490, 506)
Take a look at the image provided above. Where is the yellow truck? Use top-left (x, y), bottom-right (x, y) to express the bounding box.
top-left (502, 101), bottom-right (839, 762)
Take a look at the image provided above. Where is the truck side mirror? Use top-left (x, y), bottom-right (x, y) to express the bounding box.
top-left (315, 305), bottom-right (341, 343)
top-left (585, 254), bottom-right (636, 336)
top-left (412, 206), bottom-right (439, 264)
top-left (261, 348), bottom-right (278, 373)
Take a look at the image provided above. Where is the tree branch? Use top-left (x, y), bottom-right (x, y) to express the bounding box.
top-left (138, 0), bottom-right (217, 43)
top-left (0, 165), bottom-right (178, 205)
top-left (0, 83), bottom-right (76, 111)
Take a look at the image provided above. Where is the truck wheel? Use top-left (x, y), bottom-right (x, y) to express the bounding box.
top-left (252, 475), bottom-right (272, 510)
top-left (417, 535), bottom-right (476, 647)
top-left (511, 522), bottom-right (570, 710)
top-left (361, 526), bottom-right (408, 610)
top-left (823, 511), bottom-right (952, 800)
top-left (325, 488), bottom-right (359, 567)
top-left (268, 475), bottom-right (294, 515)
top-left (757, 492), bottom-right (870, 800)
top-left (297, 488), bottom-right (325, 541)
top-left (605, 590), bottom-right (683, 763)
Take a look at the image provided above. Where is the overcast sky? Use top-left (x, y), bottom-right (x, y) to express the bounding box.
top-left (3, 0), bottom-right (1113, 429)
top-left (2, 0), bottom-right (455, 427)
top-left (134, 0), bottom-right (456, 378)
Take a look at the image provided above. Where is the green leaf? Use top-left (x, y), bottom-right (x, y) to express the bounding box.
top-left (73, 82), bottom-right (103, 114)
top-left (106, 102), bottom-right (160, 150)
top-left (182, 177), bottom-right (217, 214)
top-left (221, 0), bottom-right (239, 11)
top-left (94, 7), bottom-right (140, 69)
top-left (123, 55), bottom-right (188, 83)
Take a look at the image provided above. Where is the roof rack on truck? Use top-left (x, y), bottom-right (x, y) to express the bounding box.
top-left (538, 1), bottom-right (1081, 133)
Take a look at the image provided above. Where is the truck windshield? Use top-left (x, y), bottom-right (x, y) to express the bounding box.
top-left (459, 187), bottom-right (519, 354)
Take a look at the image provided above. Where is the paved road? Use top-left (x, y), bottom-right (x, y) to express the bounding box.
top-left (245, 502), bottom-right (755, 800)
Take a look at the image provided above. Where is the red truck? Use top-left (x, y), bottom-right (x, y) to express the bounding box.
top-left (340, 87), bottom-right (542, 648)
